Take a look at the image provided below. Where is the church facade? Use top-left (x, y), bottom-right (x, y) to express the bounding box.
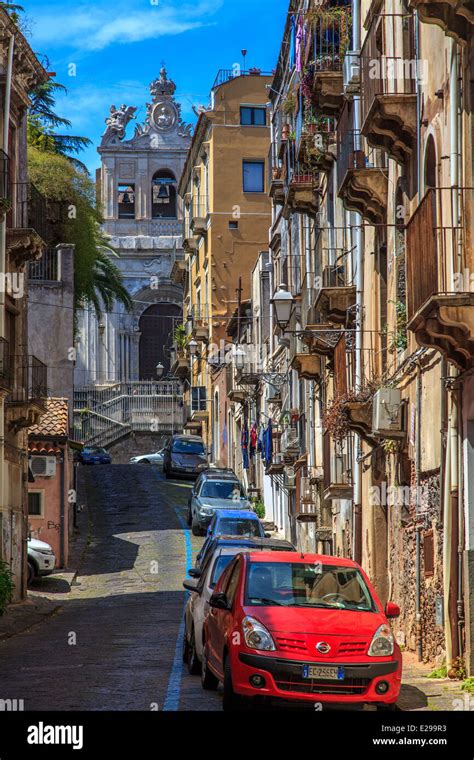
top-left (74, 68), bottom-right (192, 385)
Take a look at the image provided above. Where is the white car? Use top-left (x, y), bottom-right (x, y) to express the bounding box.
top-left (182, 546), bottom-right (245, 675)
top-left (27, 538), bottom-right (56, 585)
top-left (129, 449), bottom-right (165, 466)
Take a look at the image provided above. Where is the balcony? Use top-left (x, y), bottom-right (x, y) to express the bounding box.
top-left (305, 6), bottom-right (352, 116)
top-left (284, 173), bottom-right (321, 218)
top-left (182, 218), bottom-right (199, 253)
top-left (323, 432), bottom-right (353, 502)
top-left (361, 14), bottom-right (417, 165)
top-left (408, 0), bottom-right (474, 45)
top-left (7, 183), bottom-right (50, 266)
top-left (170, 350), bottom-right (189, 380)
top-left (191, 307), bottom-right (210, 343)
top-left (337, 101), bottom-right (388, 224)
top-left (406, 187), bottom-right (474, 371)
top-left (0, 150), bottom-right (10, 219)
top-left (313, 264), bottom-right (356, 326)
top-left (190, 195), bottom-right (209, 237)
top-left (6, 355), bottom-right (47, 432)
top-left (0, 338), bottom-right (11, 394)
top-left (268, 142), bottom-right (285, 204)
top-left (297, 117), bottom-right (336, 174)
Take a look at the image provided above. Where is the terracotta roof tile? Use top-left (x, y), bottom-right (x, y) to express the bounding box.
top-left (28, 398), bottom-right (69, 439)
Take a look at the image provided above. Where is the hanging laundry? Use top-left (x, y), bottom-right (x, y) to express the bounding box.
top-left (241, 423), bottom-right (250, 470)
top-left (250, 423), bottom-right (258, 459)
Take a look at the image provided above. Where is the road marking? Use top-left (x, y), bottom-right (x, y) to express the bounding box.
top-left (163, 506), bottom-right (192, 712)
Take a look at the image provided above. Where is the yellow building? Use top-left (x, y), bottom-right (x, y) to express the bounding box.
top-left (178, 69), bottom-right (272, 460)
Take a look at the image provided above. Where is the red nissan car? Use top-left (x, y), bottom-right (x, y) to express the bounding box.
top-left (201, 552), bottom-right (402, 711)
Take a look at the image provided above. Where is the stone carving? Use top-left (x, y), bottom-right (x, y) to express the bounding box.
top-left (131, 67), bottom-right (193, 142)
top-left (103, 104), bottom-right (137, 141)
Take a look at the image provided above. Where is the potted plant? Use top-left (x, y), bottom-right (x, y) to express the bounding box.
top-left (282, 90), bottom-right (297, 116)
top-left (282, 123), bottom-right (291, 140)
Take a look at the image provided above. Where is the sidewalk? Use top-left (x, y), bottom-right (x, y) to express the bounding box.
top-left (398, 651), bottom-right (472, 711)
top-left (0, 502), bottom-right (91, 643)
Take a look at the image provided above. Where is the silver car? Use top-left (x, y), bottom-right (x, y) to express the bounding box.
top-left (187, 475), bottom-right (251, 536)
top-left (182, 546), bottom-right (244, 675)
top-left (129, 449), bottom-right (165, 465)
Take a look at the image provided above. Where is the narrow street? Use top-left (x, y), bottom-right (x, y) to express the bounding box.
top-left (0, 466), bottom-right (220, 711)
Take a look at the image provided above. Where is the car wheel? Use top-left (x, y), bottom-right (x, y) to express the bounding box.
top-left (27, 561), bottom-right (35, 586)
top-left (201, 650), bottom-right (219, 691)
top-left (187, 506), bottom-right (192, 526)
top-left (139, 459), bottom-right (150, 465)
top-left (223, 654), bottom-right (247, 711)
top-left (187, 626), bottom-right (201, 676)
top-left (191, 519), bottom-right (202, 537)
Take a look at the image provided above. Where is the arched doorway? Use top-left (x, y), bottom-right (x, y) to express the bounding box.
top-left (424, 135), bottom-right (437, 190)
top-left (138, 303), bottom-right (182, 380)
top-left (152, 169), bottom-right (177, 219)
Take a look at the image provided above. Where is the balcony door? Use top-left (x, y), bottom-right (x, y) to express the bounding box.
top-left (138, 303), bottom-right (182, 380)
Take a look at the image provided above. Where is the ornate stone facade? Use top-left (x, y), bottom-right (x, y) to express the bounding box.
top-left (75, 68), bottom-right (192, 384)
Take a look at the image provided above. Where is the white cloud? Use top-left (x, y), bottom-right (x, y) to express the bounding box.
top-left (30, 0), bottom-right (223, 52)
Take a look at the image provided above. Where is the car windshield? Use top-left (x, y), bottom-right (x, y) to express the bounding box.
top-left (200, 481), bottom-right (244, 499)
top-left (210, 555), bottom-right (234, 588)
top-left (245, 563), bottom-right (376, 611)
top-left (217, 519), bottom-right (261, 537)
top-left (85, 447), bottom-right (105, 454)
top-left (172, 439), bottom-right (205, 455)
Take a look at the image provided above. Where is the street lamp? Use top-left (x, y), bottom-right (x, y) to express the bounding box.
top-left (156, 362), bottom-right (164, 379)
top-left (188, 339), bottom-right (198, 357)
top-left (233, 345), bottom-right (246, 371)
top-left (271, 283), bottom-right (295, 331)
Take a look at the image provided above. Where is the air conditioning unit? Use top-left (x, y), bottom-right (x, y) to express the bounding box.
top-left (30, 456), bottom-right (57, 478)
top-left (300, 476), bottom-right (314, 504)
top-left (284, 466), bottom-right (296, 489)
top-left (343, 50), bottom-right (360, 95)
top-left (372, 388), bottom-right (405, 437)
top-left (281, 426), bottom-right (300, 455)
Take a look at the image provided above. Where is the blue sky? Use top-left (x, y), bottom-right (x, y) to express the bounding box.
top-left (24, 0), bottom-right (288, 173)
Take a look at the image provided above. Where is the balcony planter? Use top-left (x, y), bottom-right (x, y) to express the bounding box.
top-left (323, 389), bottom-right (375, 444)
top-left (282, 124), bottom-right (291, 140)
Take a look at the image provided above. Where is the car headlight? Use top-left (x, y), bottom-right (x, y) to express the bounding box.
top-left (242, 616), bottom-right (276, 651)
top-left (199, 506), bottom-right (214, 516)
top-left (36, 548), bottom-right (54, 556)
top-left (368, 624), bottom-right (394, 657)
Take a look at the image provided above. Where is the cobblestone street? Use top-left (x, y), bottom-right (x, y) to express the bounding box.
top-left (0, 465), bottom-right (220, 711)
top-left (0, 464), bottom-right (469, 713)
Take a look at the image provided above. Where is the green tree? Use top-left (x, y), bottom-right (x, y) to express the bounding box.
top-left (28, 147), bottom-right (132, 317)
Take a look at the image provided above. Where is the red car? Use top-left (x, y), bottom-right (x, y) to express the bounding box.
top-left (201, 552), bottom-right (402, 711)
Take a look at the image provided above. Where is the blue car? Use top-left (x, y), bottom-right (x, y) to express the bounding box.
top-left (78, 446), bottom-right (112, 465)
top-left (206, 509), bottom-right (266, 539)
top-left (193, 535), bottom-right (295, 573)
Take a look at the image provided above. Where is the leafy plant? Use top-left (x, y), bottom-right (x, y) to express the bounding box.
top-left (323, 388), bottom-right (374, 442)
top-left (282, 91), bottom-right (297, 116)
top-left (174, 324), bottom-right (188, 351)
top-left (461, 678), bottom-right (474, 694)
top-left (427, 665), bottom-right (448, 679)
top-left (0, 560), bottom-right (14, 616)
top-left (252, 499), bottom-right (266, 520)
top-left (389, 300), bottom-right (408, 353)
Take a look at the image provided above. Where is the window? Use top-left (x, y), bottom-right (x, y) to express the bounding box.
top-left (423, 531), bottom-right (434, 577)
top-left (117, 184), bottom-right (135, 219)
top-left (172, 439), bottom-right (205, 455)
top-left (224, 560), bottom-right (242, 606)
top-left (243, 161), bottom-right (265, 193)
top-left (152, 169), bottom-right (177, 219)
top-left (210, 555), bottom-right (234, 588)
top-left (28, 491), bottom-right (44, 517)
top-left (191, 386), bottom-right (207, 412)
top-left (240, 106), bottom-right (266, 126)
top-left (199, 480), bottom-right (244, 499)
top-left (229, 221), bottom-right (238, 230)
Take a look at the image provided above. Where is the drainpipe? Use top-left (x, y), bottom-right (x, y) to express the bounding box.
top-left (352, 0), bottom-right (363, 564)
top-left (457, 380), bottom-right (465, 656)
top-left (414, 12), bottom-right (422, 195)
top-left (60, 450), bottom-right (65, 568)
top-left (415, 361), bottom-right (423, 661)
top-left (0, 33), bottom-right (14, 557)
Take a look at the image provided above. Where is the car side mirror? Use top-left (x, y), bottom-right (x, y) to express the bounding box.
top-left (188, 568), bottom-right (201, 579)
top-left (385, 601), bottom-right (400, 619)
top-left (183, 579), bottom-right (200, 593)
top-left (209, 592), bottom-right (230, 610)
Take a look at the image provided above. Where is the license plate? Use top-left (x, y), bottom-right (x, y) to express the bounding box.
top-left (302, 665), bottom-right (345, 681)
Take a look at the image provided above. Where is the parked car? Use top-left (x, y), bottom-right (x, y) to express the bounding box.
top-left (207, 509), bottom-right (267, 540)
top-left (187, 471), bottom-right (251, 536)
top-left (129, 449), bottom-right (165, 465)
top-left (162, 435), bottom-right (208, 480)
top-left (200, 552), bottom-right (402, 711)
top-left (27, 538), bottom-right (56, 585)
top-left (182, 540), bottom-right (296, 675)
top-left (78, 446), bottom-right (112, 465)
top-left (194, 535), bottom-right (295, 573)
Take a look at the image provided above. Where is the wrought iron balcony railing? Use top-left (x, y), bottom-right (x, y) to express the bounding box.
top-left (0, 338), bottom-right (11, 390)
top-left (306, 5), bottom-right (352, 72)
top-left (28, 248), bottom-right (60, 282)
top-left (0, 150), bottom-right (9, 204)
top-left (8, 183), bottom-right (50, 243)
top-left (8, 355), bottom-right (47, 405)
